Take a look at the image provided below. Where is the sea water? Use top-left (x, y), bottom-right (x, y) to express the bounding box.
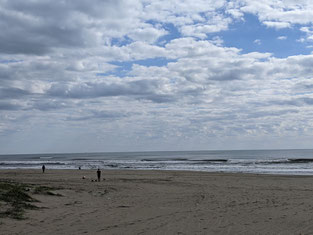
top-left (1, 149), bottom-right (313, 175)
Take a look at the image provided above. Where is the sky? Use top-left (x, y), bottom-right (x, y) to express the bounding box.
top-left (1, 0), bottom-right (313, 154)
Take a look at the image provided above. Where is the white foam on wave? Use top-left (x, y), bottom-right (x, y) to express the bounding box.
top-left (2, 149), bottom-right (313, 175)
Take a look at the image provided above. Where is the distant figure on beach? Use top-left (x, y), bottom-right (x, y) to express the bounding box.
top-left (42, 165), bottom-right (45, 173)
top-left (97, 168), bottom-right (101, 182)
top-left (78, 166), bottom-right (81, 170)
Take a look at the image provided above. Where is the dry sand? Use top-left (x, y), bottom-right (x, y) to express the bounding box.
top-left (1, 169), bottom-right (313, 234)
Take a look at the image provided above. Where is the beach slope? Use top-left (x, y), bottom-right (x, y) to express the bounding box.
top-left (1, 169), bottom-right (313, 234)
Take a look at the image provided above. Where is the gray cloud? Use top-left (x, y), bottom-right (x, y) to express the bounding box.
top-left (0, 0), bottom-right (142, 55)
top-left (0, 1), bottom-right (84, 55)
top-left (2, 1), bottom-right (313, 153)
top-left (0, 101), bottom-right (22, 110)
top-left (0, 87), bottom-right (30, 99)
top-left (47, 79), bottom-right (177, 103)
top-left (246, 109), bottom-right (299, 119)
top-left (66, 110), bottom-right (130, 121)
top-left (301, 97), bottom-right (313, 105)
top-left (30, 99), bottom-right (70, 111)
top-left (270, 97), bottom-right (313, 107)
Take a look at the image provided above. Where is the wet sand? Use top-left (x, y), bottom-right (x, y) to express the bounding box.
top-left (1, 169), bottom-right (313, 234)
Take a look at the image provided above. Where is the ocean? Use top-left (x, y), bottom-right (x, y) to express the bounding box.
top-left (1, 149), bottom-right (313, 175)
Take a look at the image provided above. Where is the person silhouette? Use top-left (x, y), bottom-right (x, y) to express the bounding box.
top-left (97, 168), bottom-right (101, 182)
top-left (42, 165), bottom-right (45, 173)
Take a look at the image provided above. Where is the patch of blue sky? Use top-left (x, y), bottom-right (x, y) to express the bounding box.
top-left (134, 57), bottom-right (176, 67)
top-left (97, 61), bottom-right (132, 77)
top-left (155, 23), bottom-right (181, 46)
top-left (97, 57), bottom-right (176, 77)
top-left (110, 36), bottom-right (132, 47)
top-left (110, 21), bottom-right (181, 47)
top-left (0, 59), bottom-right (22, 64)
top-left (217, 14), bottom-right (312, 58)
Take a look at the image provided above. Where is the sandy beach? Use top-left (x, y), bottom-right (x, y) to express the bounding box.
top-left (1, 169), bottom-right (313, 234)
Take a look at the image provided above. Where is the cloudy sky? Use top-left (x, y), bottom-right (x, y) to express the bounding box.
top-left (1, 0), bottom-right (313, 154)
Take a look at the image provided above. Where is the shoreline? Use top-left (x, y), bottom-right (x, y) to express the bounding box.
top-left (1, 169), bottom-right (313, 234)
top-left (2, 168), bottom-right (313, 177)
top-left (2, 149), bottom-right (313, 176)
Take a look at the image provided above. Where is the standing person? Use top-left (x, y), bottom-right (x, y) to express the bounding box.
top-left (42, 165), bottom-right (45, 173)
top-left (97, 168), bottom-right (101, 182)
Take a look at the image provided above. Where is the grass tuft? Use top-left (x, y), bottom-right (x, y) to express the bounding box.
top-left (33, 186), bottom-right (63, 196)
top-left (0, 182), bottom-right (63, 220)
top-left (0, 182), bottom-right (38, 220)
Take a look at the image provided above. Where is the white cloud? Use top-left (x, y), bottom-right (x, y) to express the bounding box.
top-left (253, 39), bottom-right (261, 45)
top-left (263, 21), bottom-right (291, 29)
top-left (277, 36), bottom-right (287, 40)
top-left (2, 1), bottom-right (313, 153)
top-left (127, 23), bottom-right (169, 43)
top-left (299, 26), bottom-right (313, 42)
top-left (142, 0), bottom-right (233, 38)
top-left (239, 0), bottom-right (313, 29)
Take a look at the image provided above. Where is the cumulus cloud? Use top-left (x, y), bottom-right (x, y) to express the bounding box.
top-left (299, 27), bottom-right (313, 42)
top-left (239, 0), bottom-right (313, 24)
top-left (142, 0), bottom-right (231, 37)
top-left (2, 0), bottom-right (313, 153)
top-left (47, 77), bottom-right (178, 103)
top-left (263, 21), bottom-right (291, 29)
top-left (238, 0), bottom-right (313, 42)
top-left (0, 0), bottom-right (155, 55)
top-left (0, 0), bottom-right (235, 57)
